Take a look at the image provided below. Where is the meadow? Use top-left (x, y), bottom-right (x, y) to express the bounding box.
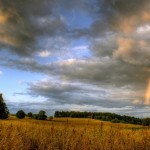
top-left (0, 117), bottom-right (150, 150)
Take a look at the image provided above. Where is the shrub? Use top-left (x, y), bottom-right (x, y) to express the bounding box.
top-left (16, 110), bottom-right (26, 119)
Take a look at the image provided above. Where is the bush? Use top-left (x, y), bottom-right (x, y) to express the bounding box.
top-left (16, 110), bottom-right (26, 119)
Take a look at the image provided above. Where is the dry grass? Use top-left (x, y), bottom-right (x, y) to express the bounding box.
top-left (0, 117), bottom-right (150, 150)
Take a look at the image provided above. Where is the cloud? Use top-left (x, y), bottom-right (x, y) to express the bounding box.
top-left (1, 56), bottom-right (148, 101)
top-left (113, 37), bottom-right (150, 65)
top-left (90, 33), bottom-right (117, 57)
top-left (137, 25), bottom-right (150, 34)
top-left (91, 0), bottom-right (150, 34)
top-left (1, 0), bottom-right (150, 115)
top-left (0, 0), bottom-right (150, 57)
top-left (37, 50), bottom-right (51, 58)
top-left (25, 78), bottom-right (133, 107)
top-left (0, 70), bottom-right (3, 75)
top-left (0, 0), bottom-right (66, 56)
top-left (10, 77), bottom-right (148, 116)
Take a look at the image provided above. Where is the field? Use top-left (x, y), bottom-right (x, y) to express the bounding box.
top-left (0, 117), bottom-right (150, 150)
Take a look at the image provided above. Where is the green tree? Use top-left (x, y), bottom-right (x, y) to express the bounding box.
top-left (27, 112), bottom-right (33, 118)
top-left (32, 114), bottom-right (38, 119)
top-left (111, 118), bottom-right (120, 123)
top-left (38, 110), bottom-right (47, 120)
top-left (16, 110), bottom-right (26, 119)
top-left (48, 116), bottom-right (53, 121)
top-left (0, 94), bottom-right (9, 119)
top-left (142, 118), bottom-right (150, 126)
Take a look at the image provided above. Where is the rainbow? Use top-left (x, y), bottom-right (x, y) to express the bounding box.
top-left (145, 79), bottom-right (150, 105)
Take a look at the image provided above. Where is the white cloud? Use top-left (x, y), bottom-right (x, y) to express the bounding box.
top-left (72, 45), bottom-right (88, 51)
top-left (37, 50), bottom-right (51, 57)
top-left (136, 25), bottom-right (150, 34)
top-left (0, 71), bottom-right (3, 75)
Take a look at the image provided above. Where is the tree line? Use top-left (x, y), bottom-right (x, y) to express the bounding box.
top-left (15, 110), bottom-right (48, 120)
top-left (54, 111), bottom-right (150, 126)
top-left (0, 93), bottom-right (150, 126)
top-left (0, 94), bottom-right (51, 120)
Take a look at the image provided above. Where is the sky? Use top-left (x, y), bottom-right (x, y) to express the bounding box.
top-left (0, 0), bottom-right (150, 117)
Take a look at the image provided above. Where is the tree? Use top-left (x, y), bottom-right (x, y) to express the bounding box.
top-left (27, 112), bottom-right (33, 118)
top-left (38, 110), bottom-right (47, 120)
top-left (0, 94), bottom-right (9, 119)
top-left (111, 118), bottom-right (120, 123)
top-left (48, 116), bottom-right (53, 121)
top-left (16, 110), bottom-right (26, 119)
top-left (32, 114), bottom-right (38, 119)
top-left (142, 118), bottom-right (150, 126)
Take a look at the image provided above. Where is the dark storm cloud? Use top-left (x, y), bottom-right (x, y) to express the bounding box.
top-left (1, 55), bottom-right (148, 97)
top-left (0, 0), bottom-right (66, 56)
top-left (0, 0), bottom-right (99, 56)
top-left (26, 79), bottom-right (132, 108)
top-left (1, 0), bottom-right (150, 56)
top-left (90, 0), bottom-right (150, 34)
top-left (27, 80), bottom-right (81, 99)
top-left (1, 0), bottom-right (150, 115)
top-left (0, 57), bottom-right (57, 74)
top-left (55, 58), bottom-right (148, 90)
top-left (0, 57), bottom-right (146, 86)
top-left (0, 58), bottom-right (45, 72)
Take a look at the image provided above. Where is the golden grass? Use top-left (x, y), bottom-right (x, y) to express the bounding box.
top-left (0, 117), bottom-right (150, 150)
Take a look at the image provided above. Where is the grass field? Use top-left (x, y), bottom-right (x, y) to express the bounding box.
top-left (0, 117), bottom-right (150, 150)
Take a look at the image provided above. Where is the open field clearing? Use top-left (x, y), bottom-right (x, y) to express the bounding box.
top-left (0, 118), bottom-right (150, 150)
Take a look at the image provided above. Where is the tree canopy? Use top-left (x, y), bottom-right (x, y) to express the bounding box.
top-left (0, 94), bottom-right (9, 119)
top-left (38, 110), bottom-right (47, 120)
top-left (16, 110), bottom-right (26, 119)
top-left (54, 111), bottom-right (144, 125)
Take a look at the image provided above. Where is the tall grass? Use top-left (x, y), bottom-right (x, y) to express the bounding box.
top-left (0, 118), bottom-right (150, 150)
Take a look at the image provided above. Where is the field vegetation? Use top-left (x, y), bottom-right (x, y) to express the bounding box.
top-left (54, 111), bottom-right (150, 125)
top-left (0, 117), bottom-right (150, 150)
